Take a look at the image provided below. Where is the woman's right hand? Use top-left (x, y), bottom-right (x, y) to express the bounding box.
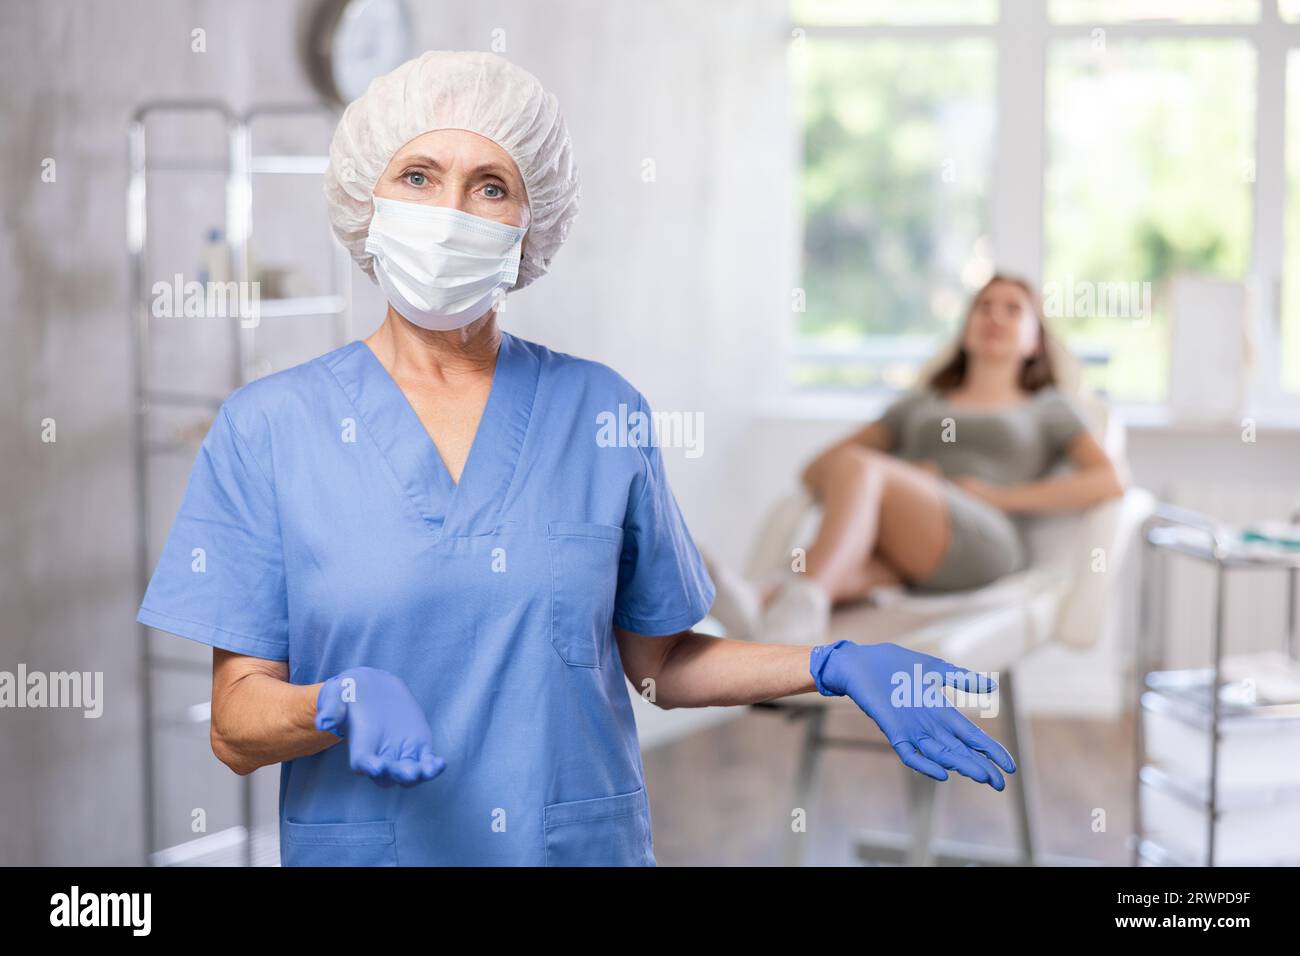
top-left (315, 666), bottom-right (447, 787)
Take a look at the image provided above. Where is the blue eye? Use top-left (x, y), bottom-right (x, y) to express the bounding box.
top-left (406, 171), bottom-right (426, 187)
top-left (483, 183), bottom-right (504, 198)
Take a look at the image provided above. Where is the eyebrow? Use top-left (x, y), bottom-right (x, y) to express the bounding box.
top-left (396, 154), bottom-right (517, 181)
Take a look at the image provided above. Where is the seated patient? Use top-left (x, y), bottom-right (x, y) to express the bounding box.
top-left (709, 274), bottom-right (1127, 644)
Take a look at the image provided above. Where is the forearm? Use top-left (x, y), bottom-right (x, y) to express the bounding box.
top-left (998, 465), bottom-right (1124, 514)
top-left (211, 674), bottom-right (338, 774)
top-left (640, 632), bottom-right (819, 709)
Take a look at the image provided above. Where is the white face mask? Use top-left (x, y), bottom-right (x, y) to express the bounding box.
top-left (364, 197), bottom-right (528, 331)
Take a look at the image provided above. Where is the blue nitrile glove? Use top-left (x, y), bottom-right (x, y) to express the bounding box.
top-left (315, 667), bottom-right (446, 788)
top-left (810, 640), bottom-right (1016, 790)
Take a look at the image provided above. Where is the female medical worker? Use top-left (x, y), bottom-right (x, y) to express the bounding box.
top-left (137, 51), bottom-right (1015, 866)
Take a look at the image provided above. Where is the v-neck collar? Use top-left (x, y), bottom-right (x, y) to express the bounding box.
top-left (322, 331), bottom-right (539, 541)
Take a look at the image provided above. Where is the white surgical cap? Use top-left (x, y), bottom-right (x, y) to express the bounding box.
top-left (323, 50), bottom-right (579, 290)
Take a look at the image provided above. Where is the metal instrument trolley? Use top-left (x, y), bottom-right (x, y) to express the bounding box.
top-left (1133, 503), bottom-right (1300, 866)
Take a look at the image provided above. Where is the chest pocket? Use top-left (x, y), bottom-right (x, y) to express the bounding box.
top-left (548, 521), bottom-right (623, 667)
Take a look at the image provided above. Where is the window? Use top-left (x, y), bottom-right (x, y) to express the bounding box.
top-left (792, 0), bottom-right (997, 26)
top-left (1044, 39), bottom-right (1255, 400)
top-left (791, 1), bottom-right (1300, 409)
top-left (1049, 0), bottom-right (1259, 24)
top-left (794, 38), bottom-right (995, 389)
top-left (1284, 50), bottom-right (1300, 390)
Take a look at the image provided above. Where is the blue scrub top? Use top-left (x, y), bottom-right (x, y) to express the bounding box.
top-left (137, 331), bottom-right (715, 866)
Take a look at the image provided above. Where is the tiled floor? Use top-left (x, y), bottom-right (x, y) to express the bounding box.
top-left (644, 705), bottom-right (1137, 866)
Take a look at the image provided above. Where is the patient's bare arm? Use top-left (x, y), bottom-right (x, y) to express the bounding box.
top-left (956, 430), bottom-right (1126, 514)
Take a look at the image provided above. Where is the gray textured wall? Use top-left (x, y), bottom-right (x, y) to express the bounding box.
top-left (0, 0), bottom-right (793, 864)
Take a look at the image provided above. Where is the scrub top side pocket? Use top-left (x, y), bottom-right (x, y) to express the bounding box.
top-left (543, 786), bottom-right (654, 866)
top-left (281, 819), bottom-right (398, 867)
top-left (547, 521), bottom-right (623, 668)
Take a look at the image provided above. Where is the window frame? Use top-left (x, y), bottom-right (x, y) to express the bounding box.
top-left (789, 0), bottom-right (1300, 414)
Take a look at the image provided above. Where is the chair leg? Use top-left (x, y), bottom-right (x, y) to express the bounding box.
top-left (852, 668), bottom-right (1043, 867)
top-left (999, 668), bottom-right (1038, 865)
top-left (785, 706), bottom-right (827, 867)
top-left (904, 771), bottom-right (941, 866)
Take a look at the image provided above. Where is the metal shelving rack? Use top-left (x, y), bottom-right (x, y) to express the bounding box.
top-left (128, 99), bottom-right (350, 866)
top-left (1132, 503), bottom-right (1300, 867)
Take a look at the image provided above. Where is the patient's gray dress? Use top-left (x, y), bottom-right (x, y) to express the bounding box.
top-left (876, 386), bottom-right (1089, 592)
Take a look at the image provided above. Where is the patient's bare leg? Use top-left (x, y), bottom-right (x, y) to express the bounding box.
top-left (800, 447), bottom-right (950, 605)
top-left (834, 554), bottom-right (904, 604)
